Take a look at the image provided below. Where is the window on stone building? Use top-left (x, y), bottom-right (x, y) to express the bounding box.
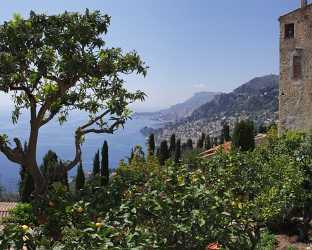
top-left (285, 23), bottom-right (295, 39)
top-left (293, 55), bottom-right (302, 79)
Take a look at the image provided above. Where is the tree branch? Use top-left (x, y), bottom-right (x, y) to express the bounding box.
top-left (0, 137), bottom-right (24, 164)
top-left (82, 120), bottom-right (122, 135)
top-left (64, 116), bottom-right (124, 171)
top-left (65, 129), bottom-right (82, 171)
top-left (80, 110), bottom-right (110, 130)
top-left (40, 111), bottom-right (57, 127)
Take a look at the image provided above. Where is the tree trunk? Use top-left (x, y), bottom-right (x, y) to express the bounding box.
top-left (26, 121), bottom-right (48, 196)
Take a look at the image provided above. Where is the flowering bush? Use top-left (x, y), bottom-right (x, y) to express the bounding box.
top-left (0, 132), bottom-right (311, 249)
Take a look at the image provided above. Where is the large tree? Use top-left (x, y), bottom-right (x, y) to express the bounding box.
top-left (0, 11), bottom-right (147, 195)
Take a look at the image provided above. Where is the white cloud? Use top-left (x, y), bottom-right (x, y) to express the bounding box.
top-left (193, 83), bottom-right (207, 89)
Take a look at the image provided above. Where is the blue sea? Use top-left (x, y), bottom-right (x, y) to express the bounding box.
top-left (0, 110), bottom-right (156, 192)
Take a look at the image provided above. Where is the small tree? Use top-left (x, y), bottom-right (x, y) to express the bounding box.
top-left (213, 137), bottom-right (218, 146)
top-left (169, 134), bottom-right (176, 156)
top-left (186, 139), bottom-right (193, 150)
top-left (159, 140), bottom-right (169, 166)
top-left (196, 133), bottom-right (205, 149)
top-left (204, 135), bottom-right (212, 150)
top-left (174, 139), bottom-right (181, 164)
top-left (40, 150), bottom-right (67, 186)
top-left (232, 120), bottom-right (255, 151)
top-left (75, 162), bottom-right (85, 192)
top-left (147, 134), bottom-right (155, 156)
top-left (92, 150), bottom-right (100, 176)
top-left (258, 124), bottom-right (267, 134)
top-left (0, 10), bottom-right (147, 195)
top-left (128, 148), bottom-right (134, 164)
top-left (101, 141), bottom-right (109, 186)
top-left (222, 123), bottom-right (231, 142)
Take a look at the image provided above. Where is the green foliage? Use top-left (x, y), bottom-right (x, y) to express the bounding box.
top-left (2, 132), bottom-right (312, 249)
top-left (254, 231), bottom-right (276, 250)
top-left (0, 10), bottom-right (147, 194)
top-left (75, 163), bottom-right (85, 193)
top-left (169, 134), bottom-right (176, 155)
top-left (197, 133), bottom-right (205, 149)
top-left (204, 135), bottom-right (211, 150)
top-left (0, 10), bottom-right (147, 125)
top-left (221, 123), bottom-right (230, 142)
top-left (174, 139), bottom-right (181, 164)
top-left (232, 120), bottom-right (255, 151)
top-left (40, 150), bottom-right (68, 186)
top-left (147, 133), bottom-right (155, 156)
top-left (186, 138), bottom-right (193, 150)
top-left (92, 150), bottom-right (100, 176)
top-left (131, 145), bottom-right (145, 162)
top-left (101, 141), bottom-right (109, 186)
top-left (158, 140), bottom-right (169, 166)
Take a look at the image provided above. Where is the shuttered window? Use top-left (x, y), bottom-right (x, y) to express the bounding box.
top-left (285, 23), bottom-right (294, 39)
top-left (293, 56), bottom-right (302, 79)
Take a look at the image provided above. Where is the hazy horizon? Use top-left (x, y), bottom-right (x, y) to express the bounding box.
top-left (0, 1), bottom-right (301, 111)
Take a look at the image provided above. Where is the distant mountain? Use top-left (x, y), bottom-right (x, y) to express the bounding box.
top-left (136, 91), bottom-right (220, 122)
top-left (190, 74), bottom-right (279, 121)
top-left (153, 74), bottom-right (279, 142)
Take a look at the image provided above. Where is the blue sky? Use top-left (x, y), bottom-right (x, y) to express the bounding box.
top-left (0, 0), bottom-right (302, 111)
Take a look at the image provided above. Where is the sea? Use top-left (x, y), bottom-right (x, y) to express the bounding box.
top-left (0, 110), bottom-right (157, 192)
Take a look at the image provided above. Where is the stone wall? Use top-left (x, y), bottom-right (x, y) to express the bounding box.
top-left (279, 5), bottom-right (312, 133)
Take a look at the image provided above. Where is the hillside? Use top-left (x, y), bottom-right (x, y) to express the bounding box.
top-left (136, 91), bottom-right (220, 122)
top-left (154, 74), bottom-right (279, 142)
top-left (190, 74), bottom-right (278, 121)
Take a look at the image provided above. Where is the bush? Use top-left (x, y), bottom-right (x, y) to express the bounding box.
top-left (1, 132), bottom-right (312, 249)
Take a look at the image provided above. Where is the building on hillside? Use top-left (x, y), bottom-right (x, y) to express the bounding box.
top-left (0, 202), bottom-right (17, 219)
top-left (199, 134), bottom-right (267, 159)
top-left (279, 0), bottom-right (312, 133)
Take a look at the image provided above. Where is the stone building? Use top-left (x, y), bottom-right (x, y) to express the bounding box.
top-left (279, 0), bottom-right (312, 133)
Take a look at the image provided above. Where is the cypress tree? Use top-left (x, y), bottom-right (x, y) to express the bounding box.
top-left (59, 161), bottom-right (69, 188)
top-left (39, 150), bottom-right (69, 187)
top-left (133, 145), bottom-right (145, 161)
top-left (197, 133), bottom-right (205, 149)
top-left (232, 120), bottom-right (255, 151)
top-left (148, 134), bottom-right (155, 156)
top-left (75, 162), bottom-right (85, 192)
top-left (213, 137), bottom-right (218, 146)
top-left (92, 150), bottom-right (100, 176)
top-left (169, 134), bottom-right (176, 155)
top-left (186, 139), bottom-right (193, 150)
top-left (204, 135), bottom-right (211, 150)
top-left (159, 140), bottom-right (169, 166)
top-left (101, 141), bottom-right (109, 186)
top-left (222, 123), bottom-right (231, 142)
top-left (174, 139), bottom-right (181, 164)
top-left (258, 124), bottom-right (267, 134)
top-left (128, 148), bottom-right (134, 164)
